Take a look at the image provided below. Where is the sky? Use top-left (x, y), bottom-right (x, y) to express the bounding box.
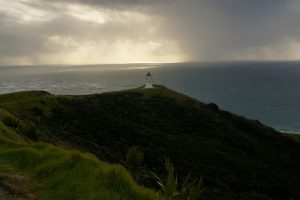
top-left (0, 0), bottom-right (300, 65)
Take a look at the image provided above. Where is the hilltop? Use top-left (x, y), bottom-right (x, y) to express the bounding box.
top-left (0, 85), bottom-right (300, 199)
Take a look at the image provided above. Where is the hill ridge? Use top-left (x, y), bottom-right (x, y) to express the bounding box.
top-left (0, 86), bottom-right (300, 199)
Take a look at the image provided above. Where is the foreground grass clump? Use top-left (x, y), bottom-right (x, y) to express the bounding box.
top-left (0, 121), bottom-right (161, 200)
top-left (151, 159), bottom-right (205, 200)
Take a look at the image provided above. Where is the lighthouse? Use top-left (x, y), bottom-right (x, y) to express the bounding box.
top-left (145, 72), bottom-right (153, 88)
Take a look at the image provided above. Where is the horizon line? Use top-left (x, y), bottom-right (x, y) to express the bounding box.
top-left (1, 60), bottom-right (300, 67)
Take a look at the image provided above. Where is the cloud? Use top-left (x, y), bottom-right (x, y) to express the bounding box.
top-left (155, 0), bottom-right (300, 60)
top-left (0, 0), bottom-right (183, 64)
top-left (0, 0), bottom-right (300, 65)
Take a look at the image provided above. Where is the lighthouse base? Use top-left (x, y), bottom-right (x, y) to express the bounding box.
top-left (145, 83), bottom-right (153, 88)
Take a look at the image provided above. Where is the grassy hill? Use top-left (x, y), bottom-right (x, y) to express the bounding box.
top-left (288, 133), bottom-right (300, 142)
top-left (0, 85), bottom-right (300, 199)
top-left (0, 109), bottom-right (161, 200)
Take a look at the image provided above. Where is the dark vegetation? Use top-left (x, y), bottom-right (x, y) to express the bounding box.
top-left (151, 158), bottom-right (205, 200)
top-left (125, 146), bottom-right (144, 184)
top-left (0, 86), bottom-right (300, 199)
top-left (0, 110), bottom-right (161, 200)
top-left (288, 133), bottom-right (300, 142)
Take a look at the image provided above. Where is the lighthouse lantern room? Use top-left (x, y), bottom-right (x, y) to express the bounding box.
top-left (145, 72), bottom-right (153, 88)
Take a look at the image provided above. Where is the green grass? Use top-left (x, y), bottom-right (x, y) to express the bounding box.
top-left (0, 113), bottom-right (161, 200)
top-left (287, 133), bottom-right (300, 142)
top-left (0, 86), bottom-right (300, 199)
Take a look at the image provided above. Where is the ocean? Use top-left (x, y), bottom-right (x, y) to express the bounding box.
top-left (0, 61), bottom-right (300, 134)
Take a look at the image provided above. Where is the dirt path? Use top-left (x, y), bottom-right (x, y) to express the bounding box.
top-left (0, 173), bottom-right (35, 200)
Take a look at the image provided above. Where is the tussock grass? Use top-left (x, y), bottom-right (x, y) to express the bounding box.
top-left (0, 113), bottom-right (161, 200)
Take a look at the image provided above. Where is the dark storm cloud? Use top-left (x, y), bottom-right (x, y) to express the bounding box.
top-left (0, 0), bottom-right (300, 64)
top-left (155, 0), bottom-right (300, 60)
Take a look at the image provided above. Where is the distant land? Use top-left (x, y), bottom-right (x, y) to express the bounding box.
top-left (0, 85), bottom-right (299, 199)
top-left (1, 61), bottom-right (300, 134)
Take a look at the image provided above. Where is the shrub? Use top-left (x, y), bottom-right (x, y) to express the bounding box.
top-left (222, 110), bottom-right (232, 119)
top-left (206, 103), bottom-right (219, 112)
top-left (21, 122), bottom-right (39, 140)
top-left (151, 159), bottom-right (180, 199)
top-left (151, 159), bottom-right (205, 200)
top-left (30, 107), bottom-right (44, 116)
top-left (125, 146), bottom-right (144, 184)
top-left (2, 115), bottom-right (20, 130)
top-left (181, 176), bottom-right (205, 200)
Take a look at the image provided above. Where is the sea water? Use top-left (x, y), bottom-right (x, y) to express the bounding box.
top-left (0, 62), bottom-right (300, 134)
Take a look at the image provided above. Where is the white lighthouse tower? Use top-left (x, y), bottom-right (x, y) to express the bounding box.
top-left (145, 72), bottom-right (153, 88)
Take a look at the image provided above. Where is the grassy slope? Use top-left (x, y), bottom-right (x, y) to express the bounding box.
top-left (0, 86), bottom-right (300, 199)
top-left (287, 133), bottom-right (300, 142)
top-left (0, 110), bottom-right (161, 200)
